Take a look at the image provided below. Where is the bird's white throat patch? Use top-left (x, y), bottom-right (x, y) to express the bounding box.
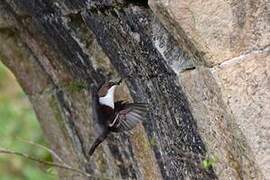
top-left (99, 85), bottom-right (116, 109)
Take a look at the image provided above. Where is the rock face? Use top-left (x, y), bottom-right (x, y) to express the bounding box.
top-left (212, 50), bottom-right (270, 178)
top-left (0, 0), bottom-right (268, 179)
top-left (150, 0), bottom-right (269, 179)
top-left (149, 0), bottom-right (269, 66)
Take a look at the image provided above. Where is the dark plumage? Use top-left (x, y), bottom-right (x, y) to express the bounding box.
top-left (109, 102), bottom-right (148, 132)
top-left (88, 80), bottom-right (148, 156)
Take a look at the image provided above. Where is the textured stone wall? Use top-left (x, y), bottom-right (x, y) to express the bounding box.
top-left (0, 0), bottom-right (216, 179)
top-left (0, 0), bottom-right (268, 179)
top-left (149, 0), bottom-right (269, 179)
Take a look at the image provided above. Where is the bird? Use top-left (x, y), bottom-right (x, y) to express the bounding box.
top-left (88, 78), bottom-right (148, 156)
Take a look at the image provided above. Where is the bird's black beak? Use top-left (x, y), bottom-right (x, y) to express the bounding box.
top-left (116, 78), bottom-right (122, 85)
top-left (111, 77), bottom-right (122, 85)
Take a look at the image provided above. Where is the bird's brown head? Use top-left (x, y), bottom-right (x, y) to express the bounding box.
top-left (98, 78), bottom-right (122, 97)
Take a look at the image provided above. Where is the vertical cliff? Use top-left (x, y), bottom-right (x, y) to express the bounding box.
top-left (0, 0), bottom-right (268, 179)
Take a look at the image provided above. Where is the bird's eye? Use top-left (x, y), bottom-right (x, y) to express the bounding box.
top-left (108, 82), bottom-right (114, 87)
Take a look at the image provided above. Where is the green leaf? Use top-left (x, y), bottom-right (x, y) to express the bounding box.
top-left (202, 157), bottom-right (216, 169)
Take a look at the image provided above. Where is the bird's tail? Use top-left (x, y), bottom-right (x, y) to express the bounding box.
top-left (88, 131), bottom-right (109, 156)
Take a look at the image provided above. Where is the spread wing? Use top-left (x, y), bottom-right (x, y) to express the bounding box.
top-left (109, 102), bottom-right (148, 132)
